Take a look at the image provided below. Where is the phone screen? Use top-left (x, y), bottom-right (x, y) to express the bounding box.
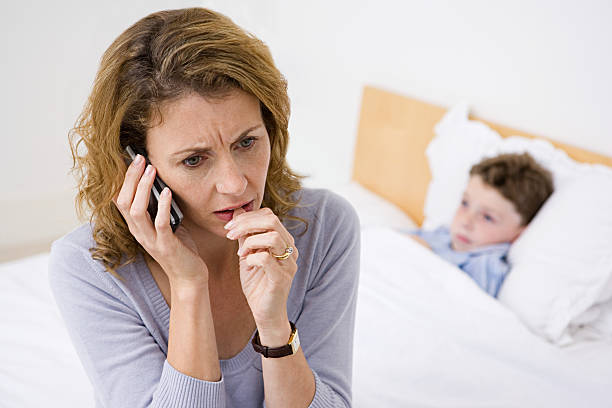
top-left (124, 145), bottom-right (184, 232)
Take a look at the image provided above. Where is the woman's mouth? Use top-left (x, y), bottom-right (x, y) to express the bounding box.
top-left (213, 200), bottom-right (254, 221)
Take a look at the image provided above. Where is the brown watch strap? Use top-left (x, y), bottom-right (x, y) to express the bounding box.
top-left (251, 321), bottom-right (298, 358)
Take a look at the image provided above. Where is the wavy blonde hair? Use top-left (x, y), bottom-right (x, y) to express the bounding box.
top-left (69, 8), bottom-right (305, 278)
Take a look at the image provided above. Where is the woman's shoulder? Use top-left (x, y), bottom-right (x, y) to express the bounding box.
top-left (49, 223), bottom-right (98, 268)
top-left (286, 187), bottom-right (360, 268)
top-left (52, 222), bottom-right (96, 252)
top-left (47, 223), bottom-right (125, 293)
top-left (287, 187), bottom-right (359, 230)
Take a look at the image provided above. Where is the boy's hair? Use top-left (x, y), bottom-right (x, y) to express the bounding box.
top-left (470, 152), bottom-right (554, 225)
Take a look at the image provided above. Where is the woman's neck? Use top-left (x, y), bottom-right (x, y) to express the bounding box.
top-left (187, 227), bottom-right (239, 280)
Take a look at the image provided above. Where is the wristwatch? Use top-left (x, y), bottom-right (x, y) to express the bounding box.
top-left (251, 321), bottom-right (300, 358)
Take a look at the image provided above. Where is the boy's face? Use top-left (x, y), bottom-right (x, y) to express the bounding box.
top-left (450, 175), bottom-right (525, 252)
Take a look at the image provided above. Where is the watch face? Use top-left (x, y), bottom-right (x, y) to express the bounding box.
top-left (290, 330), bottom-right (300, 354)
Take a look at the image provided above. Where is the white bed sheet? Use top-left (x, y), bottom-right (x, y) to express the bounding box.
top-left (0, 253), bottom-right (94, 408)
top-left (353, 227), bottom-right (612, 408)
top-left (2, 232), bottom-right (611, 408)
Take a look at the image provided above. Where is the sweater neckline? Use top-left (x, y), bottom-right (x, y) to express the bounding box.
top-left (135, 252), bottom-right (259, 374)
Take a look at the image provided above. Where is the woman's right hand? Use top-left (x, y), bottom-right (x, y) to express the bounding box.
top-left (113, 153), bottom-right (208, 287)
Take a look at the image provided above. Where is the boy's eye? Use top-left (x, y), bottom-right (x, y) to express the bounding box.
top-left (483, 214), bottom-right (495, 223)
top-left (239, 137), bottom-right (256, 149)
top-left (183, 156), bottom-right (203, 167)
top-left (461, 200), bottom-right (468, 207)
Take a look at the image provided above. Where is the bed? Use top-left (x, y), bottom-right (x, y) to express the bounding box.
top-left (2, 86), bottom-right (611, 407)
top-left (347, 86), bottom-right (612, 407)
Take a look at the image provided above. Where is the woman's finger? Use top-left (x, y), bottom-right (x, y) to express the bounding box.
top-left (226, 207), bottom-right (274, 230)
top-left (226, 208), bottom-right (294, 247)
top-left (237, 231), bottom-right (291, 258)
top-left (232, 207), bottom-right (248, 249)
top-left (154, 187), bottom-right (174, 239)
top-left (114, 155), bottom-right (146, 215)
top-left (243, 251), bottom-right (296, 283)
top-left (128, 164), bottom-right (157, 240)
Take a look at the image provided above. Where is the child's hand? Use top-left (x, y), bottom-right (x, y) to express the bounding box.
top-left (410, 235), bottom-right (431, 250)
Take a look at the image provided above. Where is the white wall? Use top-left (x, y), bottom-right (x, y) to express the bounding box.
top-left (2, 0), bottom-right (611, 258)
top-left (214, 0), bottom-right (612, 188)
top-left (1, 0), bottom-right (203, 258)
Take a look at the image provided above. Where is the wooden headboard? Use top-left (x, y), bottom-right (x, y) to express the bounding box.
top-left (352, 85), bottom-right (612, 226)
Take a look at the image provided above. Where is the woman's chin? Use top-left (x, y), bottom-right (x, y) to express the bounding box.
top-left (181, 217), bottom-right (228, 239)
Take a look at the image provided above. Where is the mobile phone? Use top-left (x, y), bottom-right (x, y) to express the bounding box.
top-left (124, 145), bottom-right (184, 233)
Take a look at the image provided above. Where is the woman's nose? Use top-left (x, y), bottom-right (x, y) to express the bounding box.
top-left (215, 155), bottom-right (247, 196)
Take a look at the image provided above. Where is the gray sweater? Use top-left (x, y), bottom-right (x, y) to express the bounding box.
top-left (48, 188), bottom-right (360, 408)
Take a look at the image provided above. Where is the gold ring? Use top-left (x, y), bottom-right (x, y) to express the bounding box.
top-left (271, 246), bottom-right (294, 260)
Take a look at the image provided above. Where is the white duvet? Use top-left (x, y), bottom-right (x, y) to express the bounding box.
top-left (2, 231), bottom-right (611, 407)
top-left (0, 253), bottom-right (93, 407)
top-left (353, 227), bottom-right (612, 407)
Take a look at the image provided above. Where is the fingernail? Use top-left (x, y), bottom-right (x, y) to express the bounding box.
top-left (134, 154), bottom-right (143, 165)
top-left (145, 165), bottom-right (153, 176)
top-left (224, 221), bottom-right (234, 230)
top-left (226, 230), bottom-right (236, 239)
top-left (161, 187), bottom-right (170, 197)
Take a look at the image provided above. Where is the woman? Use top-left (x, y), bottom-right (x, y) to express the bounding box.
top-left (48, 8), bottom-right (359, 408)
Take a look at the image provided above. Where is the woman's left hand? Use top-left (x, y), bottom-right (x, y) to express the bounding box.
top-left (224, 207), bottom-right (298, 331)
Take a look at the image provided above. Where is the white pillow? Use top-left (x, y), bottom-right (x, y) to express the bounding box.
top-left (424, 104), bottom-right (612, 344)
top-left (330, 181), bottom-right (417, 230)
top-left (499, 170), bottom-right (612, 344)
top-left (423, 103), bottom-right (502, 230)
top-left (424, 105), bottom-right (582, 228)
top-left (571, 298), bottom-right (612, 342)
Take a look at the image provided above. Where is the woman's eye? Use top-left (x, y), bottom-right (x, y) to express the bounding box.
top-left (461, 200), bottom-right (468, 207)
top-left (239, 137), bottom-right (256, 149)
top-left (183, 156), bottom-right (203, 167)
top-left (484, 214), bottom-right (494, 223)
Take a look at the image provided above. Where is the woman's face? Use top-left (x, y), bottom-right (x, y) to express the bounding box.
top-left (145, 89), bottom-right (271, 239)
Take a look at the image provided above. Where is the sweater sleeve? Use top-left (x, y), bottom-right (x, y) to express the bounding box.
top-left (48, 240), bottom-right (226, 407)
top-left (297, 192), bottom-right (361, 408)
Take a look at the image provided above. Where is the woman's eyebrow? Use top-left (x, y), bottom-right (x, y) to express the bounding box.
top-left (171, 124), bottom-right (264, 157)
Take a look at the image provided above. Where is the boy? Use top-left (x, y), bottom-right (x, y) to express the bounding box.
top-left (408, 152), bottom-right (554, 297)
